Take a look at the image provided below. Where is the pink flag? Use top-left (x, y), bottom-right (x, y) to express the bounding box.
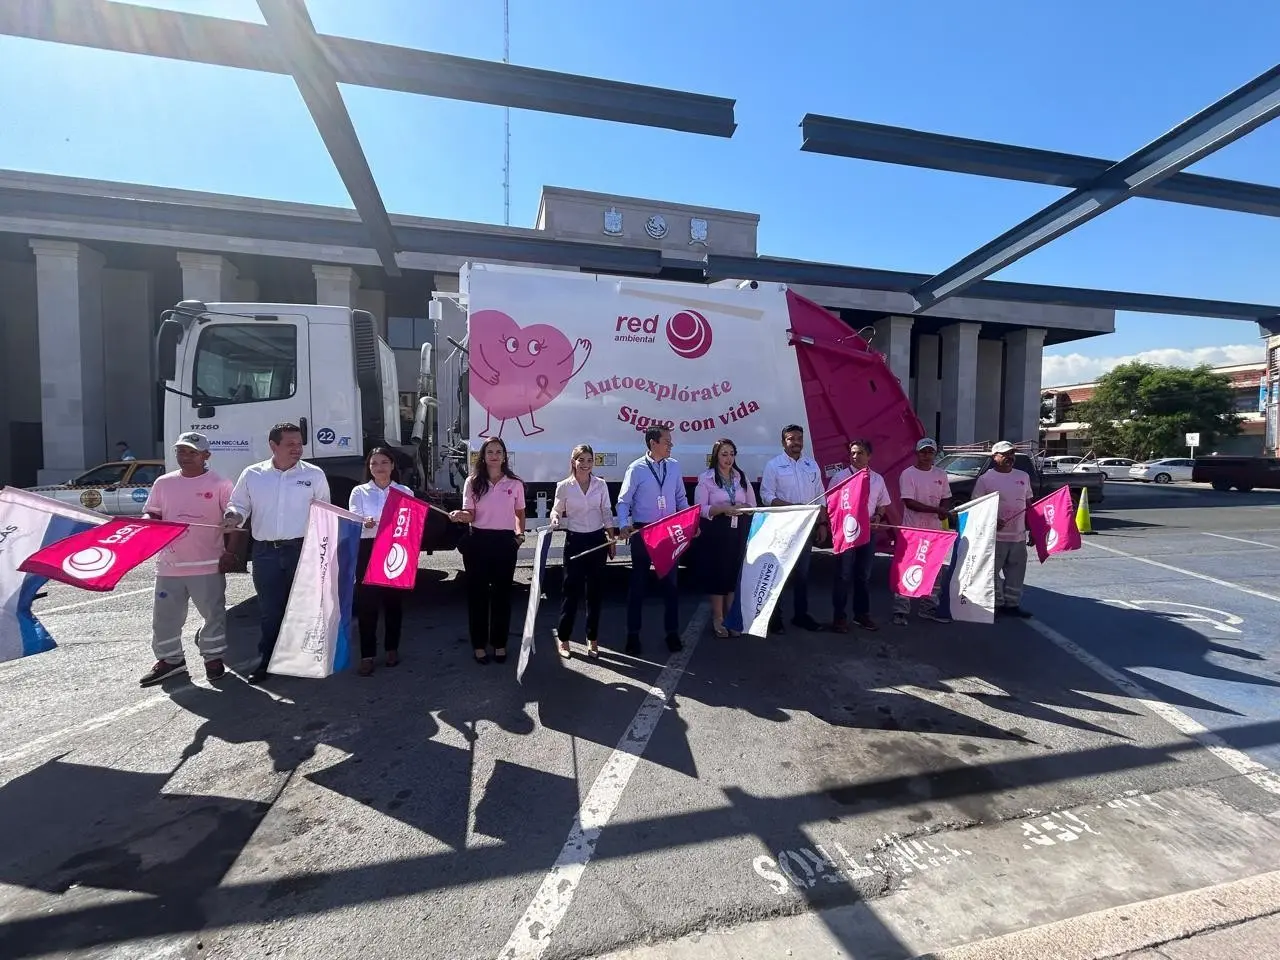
top-left (1026, 485), bottom-right (1081, 563)
top-left (640, 504), bottom-right (702, 579)
top-left (889, 525), bottom-right (958, 598)
top-left (19, 517), bottom-right (186, 592)
top-left (363, 488), bottom-right (429, 589)
top-left (826, 469), bottom-right (871, 554)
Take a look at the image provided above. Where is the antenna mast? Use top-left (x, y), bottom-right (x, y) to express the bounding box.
top-left (503, 0), bottom-right (510, 226)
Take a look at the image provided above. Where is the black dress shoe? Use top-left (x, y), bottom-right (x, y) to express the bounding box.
top-left (769, 618), bottom-right (786, 635)
top-left (792, 614), bottom-right (825, 632)
top-left (494, 649), bottom-right (508, 664)
top-left (624, 633), bottom-right (641, 655)
top-left (665, 632), bottom-right (683, 652)
top-left (247, 667), bottom-right (270, 685)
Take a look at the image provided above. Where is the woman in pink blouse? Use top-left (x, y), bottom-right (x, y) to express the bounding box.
top-left (448, 438), bottom-right (527, 665)
top-left (550, 443), bottom-right (616, 659)
top-left (694, 438), bottom-right (756, 637)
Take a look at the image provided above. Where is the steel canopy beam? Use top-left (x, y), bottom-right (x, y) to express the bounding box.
top-left (906, 64), bottom-right (1280, 311)
top-left (256, 0), bottom-right (399, 275)
top-left (0, 0), bottom-right (736, 136)
top-left (801, 115), bottom-right (1280, 218)
top-left (705, 254), bottom-right (1280, 322)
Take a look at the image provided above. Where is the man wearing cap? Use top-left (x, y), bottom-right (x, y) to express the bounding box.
top-left (223, 422), bottom-right (330, 684)
top-left (972, 441), bottom-right (1033, 618)
top-left (138, 432), bottom-right (236, 686)
top-left (893, 438), bottom-right (954, 626)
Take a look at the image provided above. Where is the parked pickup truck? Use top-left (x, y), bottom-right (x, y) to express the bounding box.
top-left (937, 452), bottom-right (1106, 506)
top-left (1191, 456), bottom-right (1280, 492)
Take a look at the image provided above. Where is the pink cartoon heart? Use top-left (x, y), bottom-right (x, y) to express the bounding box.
top-left (469, 309), bottom-right (592, 438)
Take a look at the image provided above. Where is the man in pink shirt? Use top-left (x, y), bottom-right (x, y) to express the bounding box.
top-left (971, 440), bottom-right (1033, 618)
top-left (137, 432), bottom-right (236, 686)
top-left (893, 438), bottom-right (953, 625)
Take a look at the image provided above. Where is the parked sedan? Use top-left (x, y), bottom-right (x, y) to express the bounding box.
top-left (26, 459), bottom-right (165, 515)
top-left (1128, 458), bottom-right (1195, 484)
top-left (1090, 457), bottom-right (1138, 480)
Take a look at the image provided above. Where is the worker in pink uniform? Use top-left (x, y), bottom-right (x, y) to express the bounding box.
top-left (971, 440), bottom-right (1033, 618)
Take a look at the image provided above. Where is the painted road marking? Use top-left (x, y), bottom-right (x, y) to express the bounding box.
top-left (1203, 532), bottom-right (1280, 550)
top-left (498, 604), bottom-right (710, 960)
top-left (1086, 540), bottom-right (1280, 604)
top-left (0, 696), bottom-right (168, 766)
top-left (36, 586), bottom-right (153, 615)
top-left (1103, 599), bottom-right (1244, 635)
top-left (1025, 618), bottom-right (1280, 797)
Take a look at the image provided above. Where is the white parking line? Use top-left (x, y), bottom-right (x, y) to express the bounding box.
top-left (1086, 540), bottom-right (1280, 603)
top-left (1025, 618), bottom-right (1280, 797)
top-left (36, 586), bottom-right (152, 615)
top-left (1203, 532), bottom-right (1280, 550)
top-left (498, 604), bottom-right (710, 960)
top-left (0, 696), bottom-right (168, 766)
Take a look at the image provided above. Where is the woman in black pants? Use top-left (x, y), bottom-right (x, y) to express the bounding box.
top-left (448, 438), bottom-right (527, 664)
top-left (349, 447), bottom-right (414, 675)
top-left (551, 444), bottom-right (616, 659)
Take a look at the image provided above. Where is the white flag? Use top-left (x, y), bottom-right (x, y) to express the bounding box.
top-left (725, 506), bottom-right (821, 636)
top-left (517, 528), bottom-right (553, 684)
top-left (944, 491), bottom-right (998, 624)
top-left (269, 500), bottom-right (364, 678)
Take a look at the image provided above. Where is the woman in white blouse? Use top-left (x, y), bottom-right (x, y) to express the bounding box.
top-left (349, 447), bottom-right (414, 676)
top-left (550, 444), bottom-right (616, 659)
top-left (694, 438), bottom-right (756, 637)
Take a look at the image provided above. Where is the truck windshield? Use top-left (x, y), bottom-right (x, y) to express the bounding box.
top-left (936, 455), bottom-right (988, 476)
top-left (192, 325), bottom-right (297, 405)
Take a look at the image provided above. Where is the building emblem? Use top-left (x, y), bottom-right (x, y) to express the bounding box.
top-left (689, 217), bottom-right (709, 246)
top-left (644, 214), bottom-right (668, 240)
top-left (603, 207), bottom-right (623, 237)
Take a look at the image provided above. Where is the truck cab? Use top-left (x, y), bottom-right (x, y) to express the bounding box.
top-left (155, 299), bottom-right (401, 509)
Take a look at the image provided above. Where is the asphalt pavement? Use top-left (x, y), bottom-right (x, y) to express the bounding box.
top-left (4, 481), bottom-right (1280, 960)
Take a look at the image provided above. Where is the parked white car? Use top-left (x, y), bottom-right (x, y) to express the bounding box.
top-left (1090, 457), bottom-right (1138, 480)
top-left (1129, 458), bottom-right (1195, 484)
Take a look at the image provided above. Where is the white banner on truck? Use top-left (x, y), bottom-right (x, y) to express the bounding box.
top-left (462, 265), bottom-right (811, 482)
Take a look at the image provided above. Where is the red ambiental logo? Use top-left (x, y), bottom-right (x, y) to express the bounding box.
top-left (665, 310), bottom-right (713, 360)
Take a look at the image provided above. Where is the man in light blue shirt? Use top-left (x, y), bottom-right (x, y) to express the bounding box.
top-left (760, 423), bottom-right (827, 633)
top-left (617, 425), bottom-right (688, 655)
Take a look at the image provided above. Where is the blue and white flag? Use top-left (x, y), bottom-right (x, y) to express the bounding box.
top-left (940, 491), bottom-right (998, 624)
top-left (725, 506), bottom-right (821, 636)
top-left (0, 487), bottom-right (107, 663)
top-left (517, 527), bottom-right (554, 684)
top-left (268, 500), bottom-right (363, 678)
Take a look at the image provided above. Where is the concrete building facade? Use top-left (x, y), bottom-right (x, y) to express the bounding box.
top-left (0, 169), bottom-right (1113, 485)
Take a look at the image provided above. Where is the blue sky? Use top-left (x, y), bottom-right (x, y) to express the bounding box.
top-left (2, 0), bottom-right (1277, 384)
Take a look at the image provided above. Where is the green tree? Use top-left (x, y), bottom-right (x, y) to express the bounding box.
top-left (1072, 362), bottom-right (1239, 460)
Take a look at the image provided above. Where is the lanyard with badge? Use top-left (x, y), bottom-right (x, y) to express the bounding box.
top-left (718, 471), bottom-right (739, 528)
top-left (648, 458), bottom-right (668, 514)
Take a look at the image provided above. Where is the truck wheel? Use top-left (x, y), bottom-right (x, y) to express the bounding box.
top-left (1154, 473), bottom-right (1172, 484)
top-left (1211, 481), bottom-right (1231, 492)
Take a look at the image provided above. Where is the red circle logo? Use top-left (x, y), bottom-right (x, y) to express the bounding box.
top-left (666, 310), bottom-right (713, 360)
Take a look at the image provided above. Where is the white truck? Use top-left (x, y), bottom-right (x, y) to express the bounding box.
top-left (156, 262), bottom-right (923, 552)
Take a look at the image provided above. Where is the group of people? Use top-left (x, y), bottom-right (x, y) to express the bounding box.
top-left (135, 419), bottom-right (1035, 687)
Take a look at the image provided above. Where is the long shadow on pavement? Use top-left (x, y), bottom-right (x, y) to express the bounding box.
top-left (4, 562), bottom-right (1280, 959)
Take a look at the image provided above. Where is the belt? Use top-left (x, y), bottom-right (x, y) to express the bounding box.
top-left (256, 537), bottom-right (304, 548)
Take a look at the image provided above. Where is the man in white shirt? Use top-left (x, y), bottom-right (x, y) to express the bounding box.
top-left (222, 422), bottom-right (330, 683)
top-left (971, 440), bottom-right (1033, 618)
top-left (828, 438), bottom-right (893, 632)
top-left (760, 424), bottom-right (827, 633)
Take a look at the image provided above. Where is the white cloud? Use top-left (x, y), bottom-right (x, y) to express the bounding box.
top-left (1042, 343), bottom-right (1265, 387)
